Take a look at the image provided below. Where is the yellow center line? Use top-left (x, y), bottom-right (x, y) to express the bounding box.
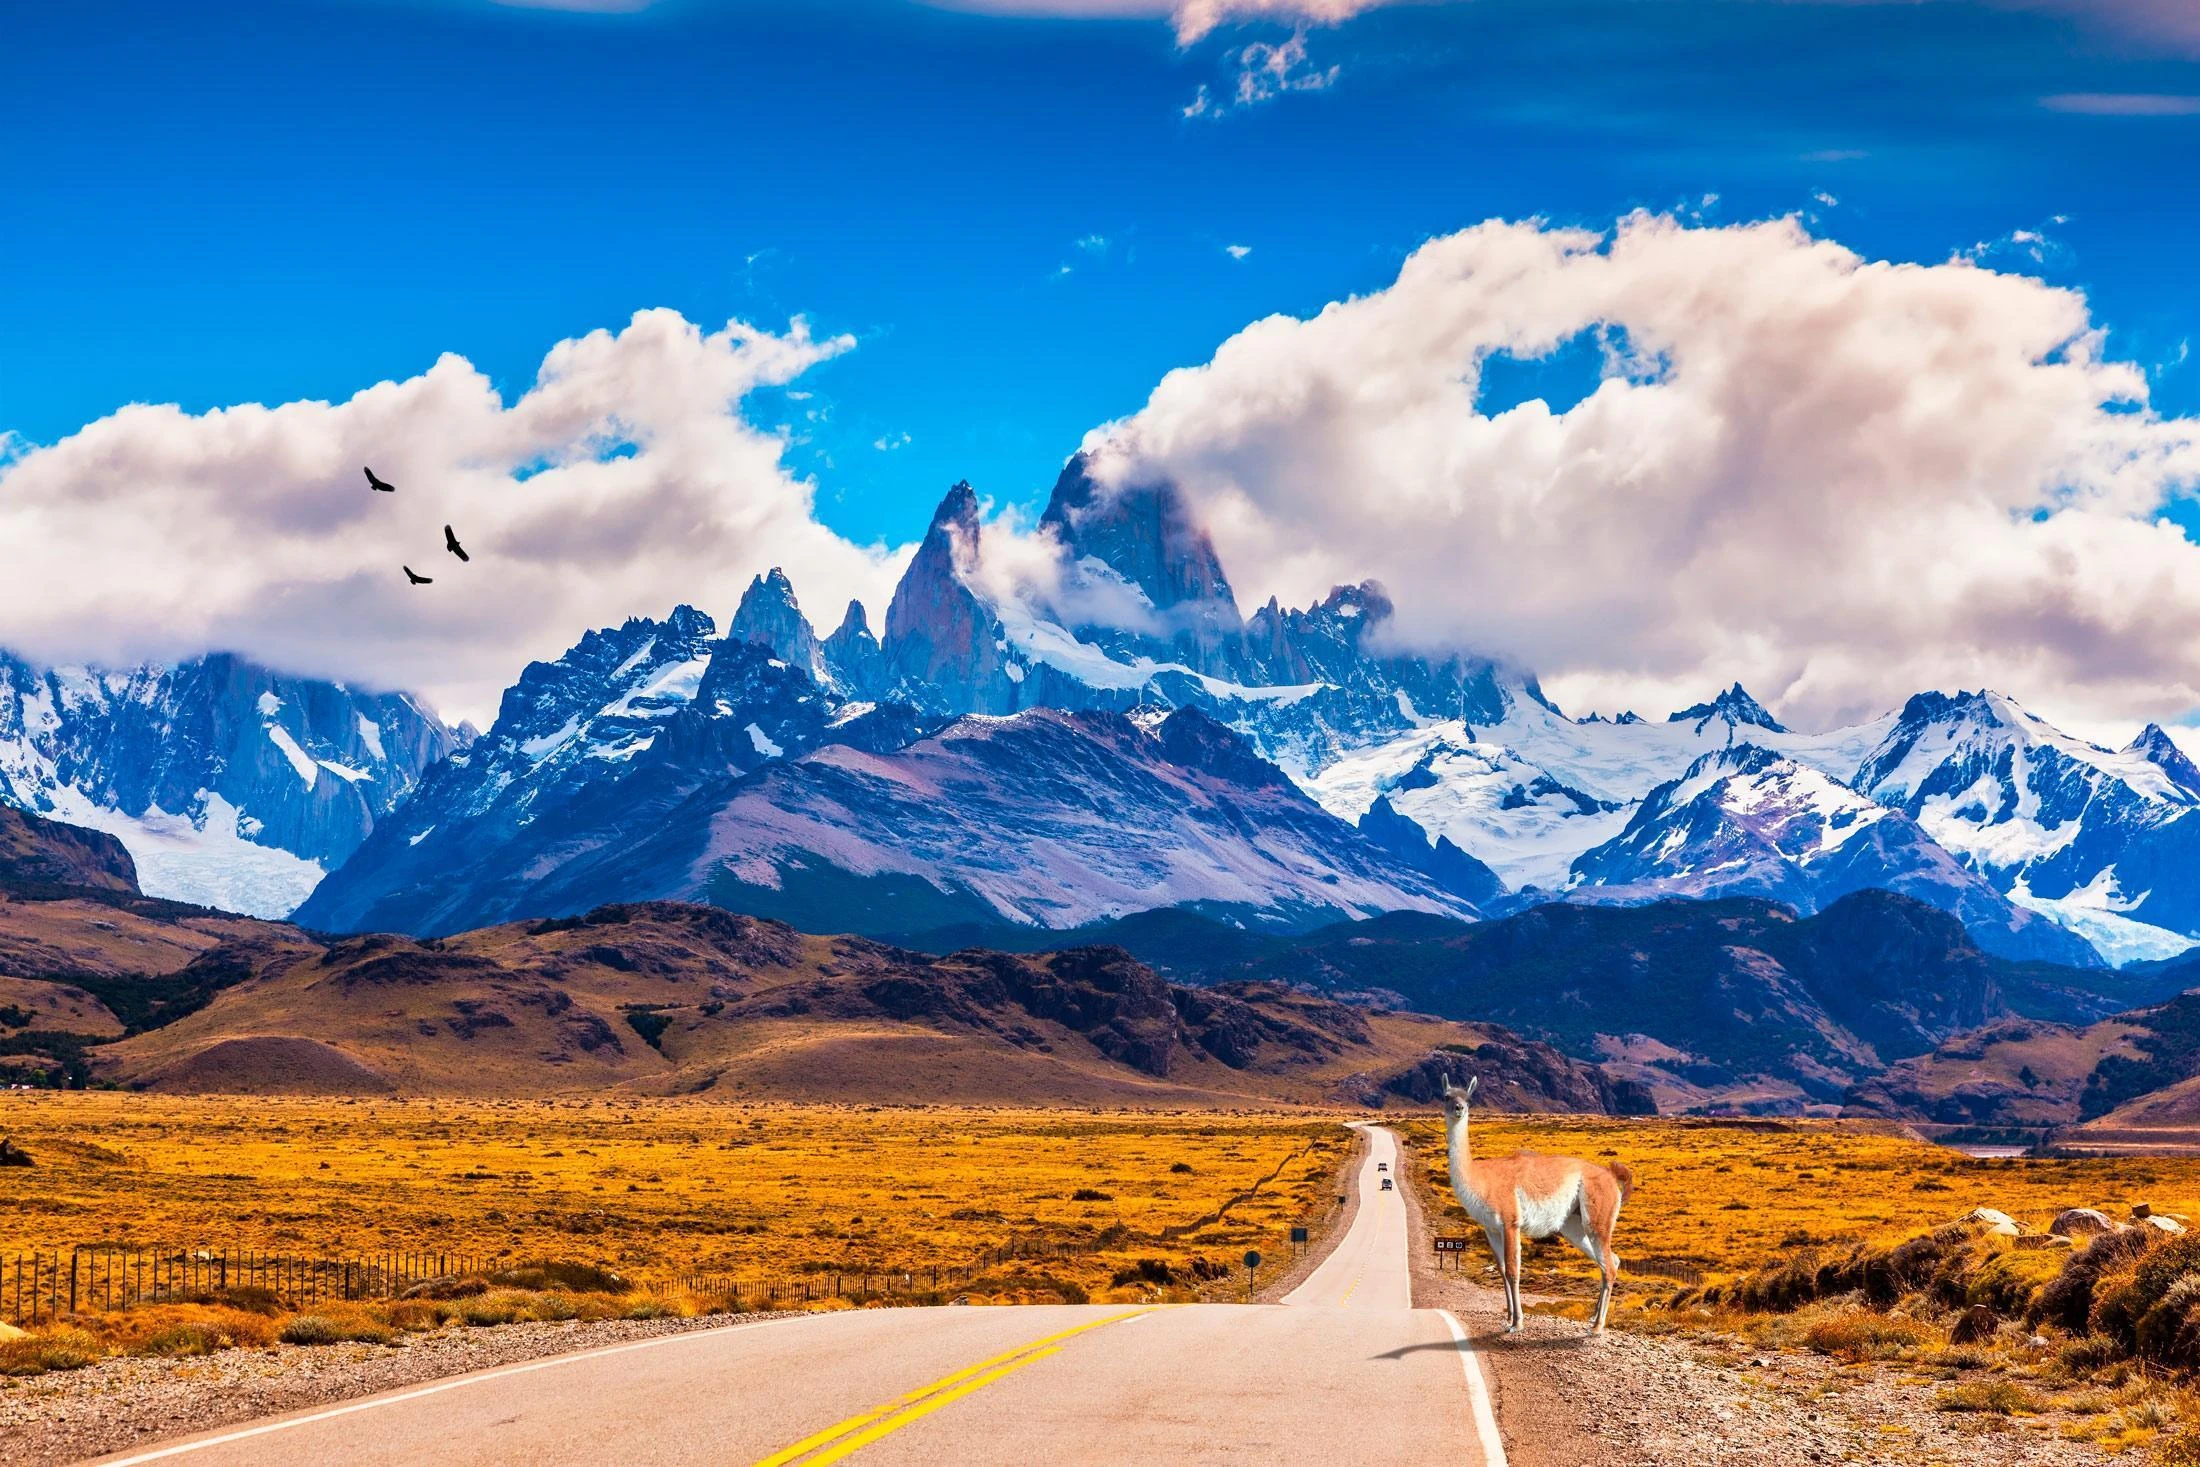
top-left (749, 1309), bottom-right (1149, 1467)
top-left (798, 1347), bottom-right (1063, 1466)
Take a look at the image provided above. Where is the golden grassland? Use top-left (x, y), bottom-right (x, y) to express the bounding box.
top-left (23, 1093), bottom-right (2200, 1456)
top-left (1395, 1113), bottom-right (2200, 1290)
top-left (0, 1093), bottom-right (1351, 1299)
top-left (1397, 1114), bottom-right (2200, 1459)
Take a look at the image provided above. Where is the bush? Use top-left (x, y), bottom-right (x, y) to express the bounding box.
top-left (92, 1303), bottom-right (281, 1354)
top-left (1936, 1379), bottom-right (2039, 1414)
top-left (385, 1299), bottom-right (455, 1332)
top-left (141, 1324), bottom-right (226, 1358)
top-left (454, 1292), bottom-right (532, 1327)
top-left (1801, 1310), bottom-right (1932, 1362)
top-left (620, 1296), bottom-right (683, 1320)
top-left (2036, 1226), bottom-right (2154, 1333)
top-left (1071, 1189), bottom-right (1114, 1203)
top-left (280, 1312), bottom-right (393, 1346)
top-left (2093, 1233), bottom-right (2200, 1358)
top-left (487, 1261), bottom-right (628, 1295)
top-left (0, 1327), bottom-right (102, 1376)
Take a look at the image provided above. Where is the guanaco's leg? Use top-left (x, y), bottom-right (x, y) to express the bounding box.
top-left (1503, 1222), bottom-right (1524, 1331)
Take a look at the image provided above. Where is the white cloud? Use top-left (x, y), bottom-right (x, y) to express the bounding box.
top-left (1184, 25), bottom-right (1339, 116)
top-left (1225, 243), bottom-right (1253, 259)
top-left (1081, 214), bottom-right (2200, 732)
top-left (0, 310), bottom-right (911, 726)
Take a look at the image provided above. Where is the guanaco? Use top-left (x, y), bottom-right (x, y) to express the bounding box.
top-left (1439, 1074), bottom-right (1633, 1334)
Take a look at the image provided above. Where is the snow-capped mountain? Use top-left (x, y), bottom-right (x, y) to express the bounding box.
top-left (316, 698), bottom-right (1483, 939)
top-left (0, 650), bottom-right (455, 916)
top-left (1567, 743), bottom-right (2097, 965)
top-left (1849, 690), bottom-right (2200, 964)
top-left (23, 449), bottom-right (2200, 973)
top-left (1303, 681), bottom-right (1891, 892)
top-left (291, 606), bottom-right (925, 935)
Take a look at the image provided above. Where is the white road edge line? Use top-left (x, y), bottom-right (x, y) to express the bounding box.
top-left (1437, 1309), bottom-right (1508, 1467)
top-left (91, 1314), bottom-right (815, 1466)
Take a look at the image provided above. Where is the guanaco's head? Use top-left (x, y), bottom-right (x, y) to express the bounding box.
top-left (1437, 1073), bottom-right (1477, 1123)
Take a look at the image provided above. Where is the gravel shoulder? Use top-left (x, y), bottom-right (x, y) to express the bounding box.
top-left (1395, 1126), bottom-right (2118, 1467)
top-left (1, 1310), bottom-right (793, 1467)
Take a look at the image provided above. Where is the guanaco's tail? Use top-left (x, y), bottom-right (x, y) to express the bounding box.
top-left (1608, 1160), bottom-right (1635, 1204)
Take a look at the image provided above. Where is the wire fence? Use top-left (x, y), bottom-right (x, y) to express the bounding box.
top-left (3, 1246), bottom-right (493, 1326)
top-left (1, 1231), bottom-right (1162, 1327)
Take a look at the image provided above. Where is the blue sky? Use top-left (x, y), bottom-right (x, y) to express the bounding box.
top-left (7, 0), bottom-right (2199, 550)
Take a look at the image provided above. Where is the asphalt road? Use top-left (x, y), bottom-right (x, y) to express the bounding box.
top-left (95, 1126), bottom-right (1504, 1466)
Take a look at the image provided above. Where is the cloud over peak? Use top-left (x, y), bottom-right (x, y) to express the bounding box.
top-left (1082, 213), bottom-right (2200, 731)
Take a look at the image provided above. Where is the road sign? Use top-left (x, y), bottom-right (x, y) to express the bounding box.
top-left (1432, 1236), bottom-right (1471, 1252)
top-left (1289, 1226), bottom-right (1309, 1244)
top-left (1243, 1250), bottom-right (1262, 1270)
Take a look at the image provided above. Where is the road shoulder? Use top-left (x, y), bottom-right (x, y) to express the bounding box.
top-left (1395, 1121), bottom-right (2119, 1467)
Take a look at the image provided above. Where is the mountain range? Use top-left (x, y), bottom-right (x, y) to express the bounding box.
top-left (8, 452), bottom-right (2200, 975)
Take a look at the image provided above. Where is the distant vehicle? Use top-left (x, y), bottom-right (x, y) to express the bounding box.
top-left (1377, 1162), bottom-right (1388, 1171)
top-left (1380, 1178), bottom-right (1394, 1191)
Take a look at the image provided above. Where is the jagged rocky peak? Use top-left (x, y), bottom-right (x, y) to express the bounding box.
top-left (821, 599), bottom-right (887, 700)
top-left (1356, 794), bottom-right (1504, 909)
top-left (1040, 452), bottom-right (1239, 616)
top-left (1668, 682), bottom-right (1785, 734)
top-left (730, 567), bottom-right (824, 680)
top-left (883, 482), bottom-right (1020, 712)
top-left (488, 605), bottom-right (719, 749)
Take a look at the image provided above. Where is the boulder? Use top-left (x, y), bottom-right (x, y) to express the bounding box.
top-left (1958, 1207), bottom-right (2021, 1238)
top-left (0, 1138), bottom-right (31, 1168)
top-left (2133, 1203), bottom-right (2154, 1220)
top-left (2142, 1215), bottom-right (2188, 1236)
top-left (2050, 1208), bottom-right (2117, 1239)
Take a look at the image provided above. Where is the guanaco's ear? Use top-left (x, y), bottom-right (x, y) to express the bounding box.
top-left (1464, 1075), bottom-right (1478, 1101)
top-left (1439, 1075), bottom-right (1455, 1098)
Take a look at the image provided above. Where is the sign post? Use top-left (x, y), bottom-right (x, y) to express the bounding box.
top-left (1243, 1248), bottom-right (1262, 1302)
top-left (1433, 1235), bottom-right (1471, 1273)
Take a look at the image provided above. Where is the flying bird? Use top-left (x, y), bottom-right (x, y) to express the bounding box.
top-left (364, 467), bottom-right (396, 493)
top-left (403, 566), bottom-right (433, 585)
top-left (444, 525), bottom-right (470, 562)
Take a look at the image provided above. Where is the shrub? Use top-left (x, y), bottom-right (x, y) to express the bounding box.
top-left (141, 1324), bottom-right (226, 1358)
top-left (385, 1299), bottom-right (455, 1332)
top-left (0, 1327), bottom-right (102, 1376)
top-left (1937, 1379), bottom-right (2039, 1414)
top-left (2093, 1233), bottom-right (2200, 1359)
top-left (621, 1295), bottom-right (685, 1320)
top-left (1071, 1189), bottom-right (1114, 1203)
top-left (1801, 1310), bottom-right (1932, 1362)
top-left (280, 1312), bottom-right (392, 1346)
top-left (2037, 1227), bottom-right (2155, 1333)
top-left (92, 1303), bottom-right (281, 1354)
top-left (454, 1292), bottom-right (533, 1327)
top-left (487, 1261), bottom-right (628, 1295)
